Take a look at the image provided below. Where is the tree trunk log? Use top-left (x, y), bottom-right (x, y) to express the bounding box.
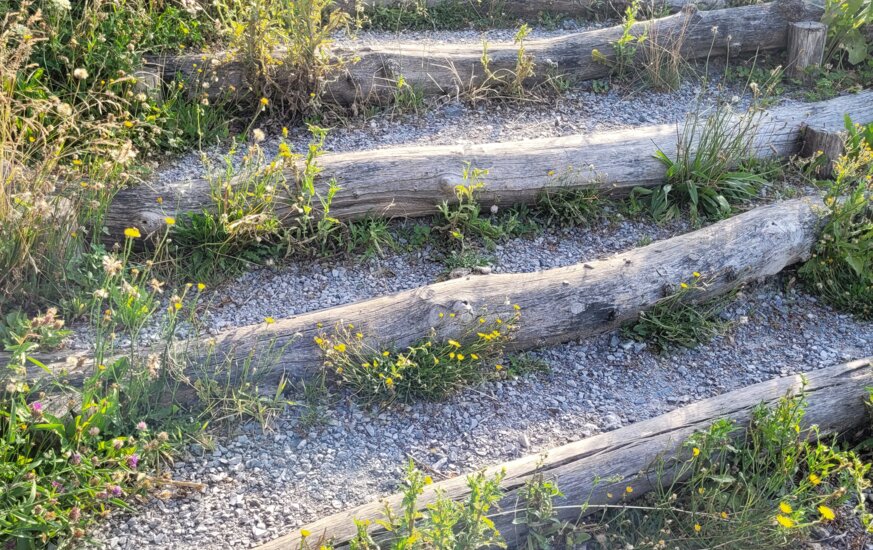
top-left (149, 0), bottom-right (821, 106)
top-left (104, 91), bottom-right (872, 242)
top-left (787, 21), bottom-right (827, 80)
top-left (333, 0), bottom-right (728, 19)
top-left (256, 356), bottom-right (873, 550)
top-left (14, 198), bottom-right (826, 393)
top-left (801, 124), bottom-right (846, 178)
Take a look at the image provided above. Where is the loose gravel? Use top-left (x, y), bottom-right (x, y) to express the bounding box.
top-left (89, 276), bottom-right (873, 549)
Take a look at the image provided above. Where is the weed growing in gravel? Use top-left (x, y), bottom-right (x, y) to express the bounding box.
top-left (437, 165), bottom-right (507, 249)
top-left (592, 1), bottom-right (646, 82)
top-left (222, 0), bottom-right (349, 117)
top-left (537, 187), bottom-right (609, 227)
top-left (392, 75), bottom-right (425, 114)
top-left (595, 388), bottom-right (872, 548)
top-left (625, 274), bottom-right (733, 352)
top-left (799, 116), bottom-right (872, 319)
top-left (472, 25), bottom-right (537, 102)
top-left (298, 460), bottom-right (507, 549)
top-left (315, 307), bottom-right (521, 405)
top-left (170, 125), bottom-right (343, 282)
top-left (635, 96), bottom-right (768, 224)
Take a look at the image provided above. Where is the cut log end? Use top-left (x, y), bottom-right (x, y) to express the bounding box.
top-left (801, 125), bottom-right (846, 178)
top-left (787, 21), bottom-right (828, 80)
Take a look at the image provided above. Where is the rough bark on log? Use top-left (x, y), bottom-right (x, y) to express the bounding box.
top-left (256, 357), bottom-right (873, 550)
top-left (333, 0), bottom-right (727, 19)
top-left (149, 0), bottom-right (821, 106)
top-left (801, 124), bottom-right (847, 178)
top-left (15, 198), bottom-right (826, 392)
top-left (787, 21), bottom-right (827, 80)
top-left (104, 91), bottom-right (873, 241)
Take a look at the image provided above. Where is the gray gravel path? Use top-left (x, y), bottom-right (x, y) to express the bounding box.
top-left (90, 277), bottom-right (873, 549)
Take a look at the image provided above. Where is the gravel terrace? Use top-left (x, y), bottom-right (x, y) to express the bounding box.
top-left (89, 275), bottom-right (873, 549)
top-left (85, 22), bottom-right (862, 550)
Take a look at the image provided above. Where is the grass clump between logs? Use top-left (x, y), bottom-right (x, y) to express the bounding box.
top-left (625, 273), bottom-right (733, 352)
top-left (315, 305), bottom-right (521, 405)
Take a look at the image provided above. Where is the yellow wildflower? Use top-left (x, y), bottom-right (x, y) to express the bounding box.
top-left (693, 271), bottom-right (701, 278)
top-left (776, 515), bottom-right (794, 528)
top-left (456, 354), bottom-right (465, 361)
top-left (424, 476), bottom-right (433, 485)
top-left (334, 343), bottom-right (346, 353)
top-left (301, 529), bottom-right (311, 538)
top-left (495, 364), bottom-right (503, 371)
top-left (513, 304), bottom-right (521, 310)
top-left (124, 227), bottom-right (141, 239)
top-left (197, 283), bottom-right (206, 291)
top-left (680, 282), bottom-right (689, 289)
top-left (448, 340), bottom-right (461, 348)
top-left (692, 447), bottom-right (700, 457)
top-left (720, 512), bottom-right (728, 519)
top-left (383, 351), bottom-right (390, 357)
top-left (260, 97), bottom-right (269, 106)
top-left (264, 317), bottom-right (275, 324)
top-left (314, 337), bottom-right (324, 346)
top-left (625, 486), bottom-right (633, 494)
top-left (809, 473), bottom-right (821, 485)
top-left (356, 332), bottom-right (364, 339)
top-left (694, 523), bottom-right (701, 533)
top-left (779, 502), bottom-right (792, 514)
top-left (818, 505), bottom-right (835, 521)
top-left (165, 217), bottom-right (176, 225)
top-left (385, 377), bottom-right (394, 387)
top-left (470, 354), bottom-right (479, 360)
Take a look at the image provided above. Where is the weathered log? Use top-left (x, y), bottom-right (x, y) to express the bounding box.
top-left (801, 124), bottom-right (846, 178)
top-left (334, 0), bottom-right (727, 19)
top-left (16, 198), bottom-right (826, 392)
top-left (104, 91), bottom-right (873, 241)
top-left (257, 357), bottom-right (873, 549)
top-left (787, 21), bottom-right (827, 80)
top-left (150, 0), bottom-right (821, 106)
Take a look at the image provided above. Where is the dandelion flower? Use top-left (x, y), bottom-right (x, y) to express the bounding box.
top-left (680, 282), bottom-right (689, 289)
top-left (197, 283), bottom-right (206, 291)
top-left (721, 512), bottom-right (728, 519)
top-left (776, 515), bottom-right (794, 528)
top-left (164, 217), bottom-right (176, 225)
top-left (448, 340), bottom-right (461, 348)
top-left (333, 343), bottom-right (346, 353)
top-left (694, 523), bottom-right (701, 533)
top-left (73, 68), bottom-right (89, 80)
top-left (809, 473), bottom-right (821, 485)
top-left (693, 271), bottom-right (701, 278)
top-left (625, 486), bottom-right (633, 494)
top-left (424, 476), bottom-right (433, 485)
top-left (124, 227), bottom-right (142, 239)
top-left (300, 529), bottom-right (311, 538)
top-left (779, 502), bottom-right (793, 514)
top-left (692, 447), bottom-right (700, 457)
top-left (264, 317), bottom-right (275, 324)
top-left (260, 97), bottom-right (269, 106)
top-left (382, 351), bottom-right (390, 357)
top-left (818, 505), bottom-right (835, 521)
top-left (495, 364), bottom-right (503, 371)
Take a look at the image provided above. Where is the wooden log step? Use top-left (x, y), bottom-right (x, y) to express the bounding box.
top-left (149, 0), bottom-right (821, 106)
top-left (256, 356), bottom-right (873, 549)
top-left (105, 91), bottom-right (873, 242)
top-left (16, 198), bottom-right (826, 393)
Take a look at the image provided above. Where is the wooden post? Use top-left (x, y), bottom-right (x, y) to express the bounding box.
top-left (801, 124), bottom-right (847, 178)
top-left (787, 21), bottom-right (827, 80)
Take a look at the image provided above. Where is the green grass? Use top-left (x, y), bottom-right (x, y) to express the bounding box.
top-left (625, 275), bottom-right (733, 352)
